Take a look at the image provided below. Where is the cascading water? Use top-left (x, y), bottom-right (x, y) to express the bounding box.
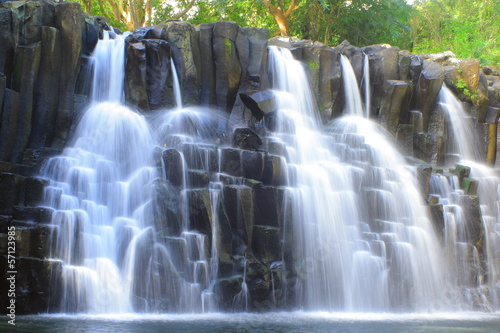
top-left (436, 84), bottom-right (500, 309)
top-left (268, 46), bottom-right (451, 311)
top-left (42, 32), bottom-right (212, 313)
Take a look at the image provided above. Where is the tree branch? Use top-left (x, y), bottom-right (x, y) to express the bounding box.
top-left (172, 0), bottom-right (197, 19)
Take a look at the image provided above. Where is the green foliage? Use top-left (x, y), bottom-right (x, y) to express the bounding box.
top-left (411, 0), bottom-right (500, 65)
top-left (455, 78), bottom-right (478, 101)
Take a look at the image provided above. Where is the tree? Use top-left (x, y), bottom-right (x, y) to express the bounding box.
top-left (411, 0), bottom-right (500, 65)
top-left (261, 0), bottom-right (301, 36)
top-left (75, 0), bottom-right (197, 31)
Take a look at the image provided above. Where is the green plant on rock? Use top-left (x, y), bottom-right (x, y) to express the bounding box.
top-left (454, 78), bottom-right (478, 102)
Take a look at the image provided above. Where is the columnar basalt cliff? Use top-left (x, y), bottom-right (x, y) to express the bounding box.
top-left (1, 0), bottom-right (500, 314)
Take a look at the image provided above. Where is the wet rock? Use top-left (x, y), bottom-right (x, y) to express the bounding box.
top-left (160, 21), bottom-right (199, 106)
top-left (153, 179), bottom-right (182, 237)
top-left (380, 80), bottom-right (410, 134)
top-left (462, 177), bottom-right (478, 195)
top-left (241, 27), bottom-right (268, 79)
top-left (187, 188), bottom-right (212, 236)
top-left (334, 40), bottom-right (364, 85)
top-left (453, 164), bottom-right (471, 186)
top-left (187, 169), bottom-right (209, 188)
top-left (253, 184), bottom-right (281, 228)
top-left (363, 45), bottom-right (400, 117)
top-left (239, 90), bottom-right (276, 121)
top-left (398, 50), bottom-right (411, 82)
top-left (232, 127), bottom-right (262, 150)
top-left (162, 148), bottom-right (184, 188)
top-left (0, 8), bottom-right (16, 79)
top-left (220, 148), bottom-right (241, 177)
top-left (223, 185), bottom-right (254, 254)
top-left (461, 195), bottom-right (483, 250)
top-left (319, 48), bottom-right (343, 120)
top-left (214, 275), bottom-right (242, 311)
top-left (197, 23), bottom-right (216, 106)
top-left (53, 1), bottom-right (84, 147)
top-left (395, 124), bottom-right (414, 156)
top-left (10, 42), bottom-right (42, 163)
top-left (0, 89), bottom-right (19, 161)
top-left (24, 176), bottom-right (49, 207)
top-left (31, 26), bottom-right (61, 148)
top-left (0, 173), bottom-right (24, 215)
top-left (145, 39), bottom-right (171, 110)
top-left (213, 21), bottom-right (242, 112)
top-left (413, 133), bottom-right (443, 165)
top-left (125, 40), bottom-right (149, 111)
top-left (241, 150), bottom-right (265, 181)
top-left (0, 255), bottom-right (62, 314)
top-left (416, 164), bottom-right (432, 199)
top-left (413, 61), bottom-right (445, 131)
top-left (252, 225), bottom-right (281, 262)
top-left (262, 154), bottom-right (287, 186)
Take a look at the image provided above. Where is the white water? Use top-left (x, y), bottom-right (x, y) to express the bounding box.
top-left (268, 46), bottom-right (450, 311)
top-left (437, 84), bottom-right (500, 309)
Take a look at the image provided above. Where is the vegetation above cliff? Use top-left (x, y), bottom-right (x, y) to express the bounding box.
top-left (73, 0), bottom-right (499, 65)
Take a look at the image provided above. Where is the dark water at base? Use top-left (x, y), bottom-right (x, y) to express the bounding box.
top-left (2, 312), bottom-right (500, 333)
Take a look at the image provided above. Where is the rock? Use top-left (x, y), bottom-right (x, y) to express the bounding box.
top-left (0, 257), bottom-right (62, 314)
top-left (160, 21), bottom-right (199, 106)
top-left (413, 61), bottom-right (445, 131)
top-left (31, 26), bottom-right (61, 148)
top-left (241, 150), bottom-right (265, 181)
top-left (319, 48), bottom-right (343, 120)
top-left (125, 40), bottom-right (149, 111)
top-left (263, 154), bottom-right (287, 186)
top-left (10, 42), bottom-right (42, 163)
top-left (395, 124), bottom-right (414, 156)
top-left (187, 188), bottom-right (212, 236)
top-left (53, 1), bottom-right (84, 147)
top-left (252, 225), bottom-right (281, 263)
top-left (0, 89), bottom-right (19, 162)
top-left (461, 195), bottom-right (483, 251)
top-left (239, 90), bottom-right (276, 121)
top-left (223, 185), bottom-right (254, 254)
top-left (253, 184), bottom-right (281, 228)
top-left (413, 133), bottom-right (443, 165)
top-left (458, 59), bottom-right (480, 94)
top-left (214, 275), bottom-right (243, 311)
top-left (197, 23), bottom-right (216, 106)
top-left (453, 164), bottom-right (471, 185)
top-left (398, 50), bottom-right (411, 82)
top-left (83, 17), bottom-right (99, 55)
top-left (220, 148), bottom-right (241, 177)
top-left (145, 39), bottom-right (171, 110)
top-left (162, 148), bottom-right (184, 188)
top-left (462, 177), bottom-right (479, 195)
top-left (241, 27), bottom-right (268, 79)
top-left (187, 169), bottom-right (209, 188)
top-left (0, 173), bottom-right (24, 215)
top-left (334, 40), bottom-right (364, 87)
top-left (363, 45), bottom-right (400, 117)
top-left (153, 180), bottom-right (182, 236)
top-left (213, 21), bottom-right (242, 112)
top-left (24, 177), bottom-right (49, 206)
top-left (0, 8), bottom-right (16, 79)
top-left (379, 80), bottom-right (410, 134)
top-left (232, 127), bottom-right (262, 150)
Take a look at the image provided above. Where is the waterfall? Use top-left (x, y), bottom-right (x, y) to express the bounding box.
top-left (363, 53), bottom-right (371, 118)
top-left (437, 84), bottom-right (500, 309)
top-left (268, 46), bottom-right (451, 311)
top-left (171, 61), bottom-right (183, 109)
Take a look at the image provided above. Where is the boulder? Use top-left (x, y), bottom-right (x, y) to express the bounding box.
top-left (232, 127), bottom-right (262, 150)
top-left (379, 80), bottom-right (410, 134)
top-left (413, 61), bottom-right (445, 131)
top-left (239, 90), bottom-right (276, 121)
top-left (319, 48), bottom-right (343, 120)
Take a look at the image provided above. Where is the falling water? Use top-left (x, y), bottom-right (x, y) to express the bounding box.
top-left (268, 46), bottom-right (451, 311)
top-left (437, 84), bottom-right (500, 309)
top-left (363, 53), bottom-right (371, 118)
top-left (171, 61), bottom-right (183, 109)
